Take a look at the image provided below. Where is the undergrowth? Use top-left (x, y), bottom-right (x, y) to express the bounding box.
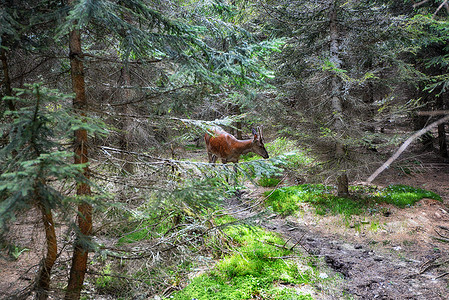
top-left (169, 217), bottom-right (325, 300)
top-left (264, 184), bottom-right (441, 217)
top-left (242, 137), bottom-right (315, 187)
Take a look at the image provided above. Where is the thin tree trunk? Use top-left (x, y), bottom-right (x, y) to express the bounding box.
top-left (329, 1), bottom-right (349, 197)
top-left (337, 173), bottom-right (349, 197)
top-left (414, 114), bottom-right (433, 150)
top-left (0, 42), bottom-right (15, 111)
top-left (29, 88), bottom-right (57, 300)
top-left (65, 19), bottom-right (92, 300)
top-left (438, 123), bottom-right (448, 158)
top-left (35, 204), bottom-right (57, 300)
top-left (0, 40), bottom-right (17, 151)
top-left (119, 66), bottom-right (134, 174)
top-left (437, 95), bottom-right (448, 158)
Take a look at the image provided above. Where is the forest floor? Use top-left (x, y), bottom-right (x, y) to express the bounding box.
top-left (1, 149), bottom-right (449, 299)
top-left (227, 150), bottom-right (449, 299)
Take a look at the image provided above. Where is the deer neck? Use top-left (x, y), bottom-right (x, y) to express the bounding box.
top-left (234, 138), bottom-right (254, 154)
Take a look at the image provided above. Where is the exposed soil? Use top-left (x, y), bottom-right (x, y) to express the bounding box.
top-left (227, 152), bottom-right (449, 299)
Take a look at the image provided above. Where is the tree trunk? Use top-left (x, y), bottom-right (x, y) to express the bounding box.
top-left (413, 114), bottom-right (434, 151)
top-left (0, 42), bottom-right (15, 111)
top-left (337, 173), bottom-right (349, 197)
top-left (0, 40), bottom-right (17, 152)
top-left (436, 95), bottom-right (448, 158)
top-left (438, 123), bottom-right (448, 158)
top-left (329, 1), bottom-right (349, 197)
top-left (35, 204), bottom-right (57, 300)
top-left (119, 66), bottom-right (134, 174)
top-left (65, 19), bottom-right (92, 300)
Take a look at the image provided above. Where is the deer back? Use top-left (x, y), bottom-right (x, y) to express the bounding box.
top-left (205, 127), bottom-right (268, 163)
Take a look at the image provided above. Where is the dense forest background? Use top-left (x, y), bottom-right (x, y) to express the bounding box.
top-left (1, 0), bottom-right (448, 299)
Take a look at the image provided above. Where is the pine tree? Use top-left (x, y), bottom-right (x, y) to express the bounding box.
top-left (0, 84), bottom-right (104, 299)
top-left (404, 3), bottom-right (449, 157)
top-left (258, 0), bottom-right (408, 193)
top-left (1, 1), bottom-right (284, 297)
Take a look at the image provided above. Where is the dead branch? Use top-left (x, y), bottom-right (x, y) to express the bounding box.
top-left (419, 256), bottom-right (439, 274)
top-left (418, 110), bottom-right (449, 116)
top-left (367, 115), bottom-right (449, 183)
top-left (435, 228), bottom-right (449, 239)
top-left (413, 0), bottom-right (431, 8)
top-left (255, 238), bottom-right (291, 250)
top-left (267, 255), bottom-right (298, 260)
top-left (412, 0), bottom-right (449, 16)
top-left (436, 272), bottom-right (449, 279)
top-left (431, 236), bottom-right (449, 243)
top-left (290, 233), bottom-right (306, 251)
top-left (438, 225), bottom-right (449, 232)
top-left (434, 0), bottom-right (449, 16)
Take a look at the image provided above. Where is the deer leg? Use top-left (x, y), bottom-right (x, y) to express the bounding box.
top-left (208, 152), bottom-right (218, 163)
top-left (231, 163), bottom-right (243, 197)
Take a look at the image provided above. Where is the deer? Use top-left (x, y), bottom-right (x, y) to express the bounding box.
top-left (204, 126), bottom-right (269, 164)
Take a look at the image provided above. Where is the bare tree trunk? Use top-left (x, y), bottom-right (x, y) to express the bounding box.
top-left (438, 123), bottom-right (448, 158)
top-left (437, 96), bottom-right (448, 157)
top-left (35, 204), bottom-right (57, 300)
top-left (65, 19), bottom-right (92, 300)
top-left (0, 39), bottom-right (17, 151)
top-left (0, 42), bottom-right (15, 111)
top-left (337, 173), bottom-right (349, 197)
top-left (329, 1), bottom-right (349, 197)
top-left (119, 66), bottom-right (134, 174)
top-left (367, 115), bottom-right (449, 183)
top-left (413, 114), bottom-right (434, 150)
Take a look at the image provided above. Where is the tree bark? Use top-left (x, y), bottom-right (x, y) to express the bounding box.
top-left (413, 114), bottom-right (434, 150)
top-left (438, 123), bottom-right (448, 158)
top-left (436, 95), bottom-right (448, 157)
top-left (329, 1), bottom-right (349, 197)
top-left (65, 19), bottom-right (92, 300)
top-left (0, 42), bottom-right (15, 111)
top-left (119, 66), bottom-right (134, 174)
top-left (337, 173), bottom-right (349, 197)
top-left (35, 203), bottom-right (58, 300)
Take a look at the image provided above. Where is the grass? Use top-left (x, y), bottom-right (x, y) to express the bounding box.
top-left (264, 184), bottom-right (441, 217)
top-left (169, 218), bottom-right (322, 300)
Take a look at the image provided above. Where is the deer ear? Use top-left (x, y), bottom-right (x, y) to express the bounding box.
top-left (252, 128), bottom-right (257, 136)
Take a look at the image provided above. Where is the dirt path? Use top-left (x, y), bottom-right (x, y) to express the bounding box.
top-left (227, 196), bottom-right (449, 299)
top-left (226, 160), bottom-right (449, 300)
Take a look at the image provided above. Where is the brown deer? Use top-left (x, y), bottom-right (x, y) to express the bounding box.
top-left (204, 126), bottom-right (269, 164)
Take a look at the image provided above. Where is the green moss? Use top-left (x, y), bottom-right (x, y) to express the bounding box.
top-left (264, 184), bottom-right (334, 216)
top-left (170, 224), bottom-right (315, 300)
top-left (378, 184), bottom-right (441, 208)
top-left (259, 176), bottom-right (282, 187)
top-left (264, 184), bottom-right (441, 217)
